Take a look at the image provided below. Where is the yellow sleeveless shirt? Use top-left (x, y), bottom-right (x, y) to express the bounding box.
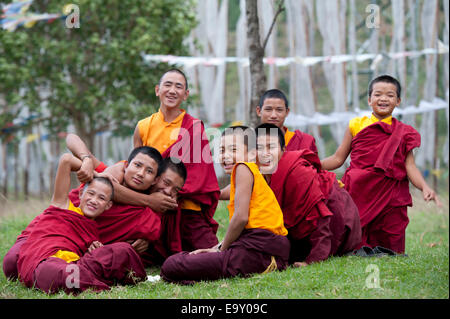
top-left (228, 162), bottom-right (288, 236)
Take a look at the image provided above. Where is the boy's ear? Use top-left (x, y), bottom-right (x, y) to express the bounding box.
top-left (105, 200), bottom-right (113, 211)
top-left (256, 106), bottom-right (262, 117)
top-left (396, 97), bottom-right (401, 106)
top-left (183, 89), bottom-right (190, 101)
top-left (152, 175), bottom-right (160, 187)
top-left (247, 148), bottom-right (257, 162)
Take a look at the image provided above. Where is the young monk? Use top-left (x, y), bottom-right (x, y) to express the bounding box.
top-left (255, 123), bottom-right (361, 266)
top-left (16, 154), bottom-right (146, 294)
top-left (321, 75), bottom-right (441, 253)
top-left (160, 126), bottom-right (290, 284)
top-left (133, 68), bottom-right (220, 251)
top-left (2, 138), bottom-right (163, 279)
top-left (256, 89), bottom-right (318, 153)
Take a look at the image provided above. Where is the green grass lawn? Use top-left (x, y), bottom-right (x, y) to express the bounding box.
top-left (0, 192), bottom-right (448, 299)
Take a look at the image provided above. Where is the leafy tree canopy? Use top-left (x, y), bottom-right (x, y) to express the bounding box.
top-left (0, 0), bottom-right (197, 147)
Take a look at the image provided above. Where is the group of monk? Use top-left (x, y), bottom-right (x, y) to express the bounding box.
top-left (2, 69), bottom-right (441, 294)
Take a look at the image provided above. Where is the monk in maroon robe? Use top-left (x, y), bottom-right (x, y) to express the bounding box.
top-left (134, 69), bottom-right (220, 252)
top-left (285, 129), bottom-right (318, 153)
top-left (160, 113), bottom-right (220, 251)
top-left (341, 119), bottom-right (420, 253)
top-left (256, 123), bottom-right (361, 265)
top-left (16, 154), bottom-right (146, 294)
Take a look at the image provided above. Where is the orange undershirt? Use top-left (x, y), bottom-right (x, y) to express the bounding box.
top-left (283, 127), bottom-right (295, 146)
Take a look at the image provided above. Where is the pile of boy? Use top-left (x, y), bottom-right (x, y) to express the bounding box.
top-left (2, 70), bottom-right (440, 293)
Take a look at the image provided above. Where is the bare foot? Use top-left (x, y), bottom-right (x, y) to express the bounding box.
top-left (293, 261), bottom-right (308, 268)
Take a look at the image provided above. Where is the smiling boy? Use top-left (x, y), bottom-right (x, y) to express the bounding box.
top-left (321, 75), bottom-right (440, 253)
top-left (256, 123), bottom-right (361, 266)
top-left (160, 126), bottom-right (290, 284)
top-left (256, 89), bottom-right (318, 153)
top-left (134, 69), bottom-right (220, 252)
top-left (16, 154), bottom-right (146, 294)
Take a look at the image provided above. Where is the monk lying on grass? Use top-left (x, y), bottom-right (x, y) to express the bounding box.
top-left (16, 154), bottom-right (146, 294)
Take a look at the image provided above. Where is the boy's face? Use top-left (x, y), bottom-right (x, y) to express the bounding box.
top-left (256, 134), bottom-right (284, 175)
top-left (155, 71), bottom-right (189, 110)
top-left (151, 168), bottom-right (185, 201)
top-left (123, 152), bottom-right (158, 191)
top-left (219, 134), bottom-right (255, 174)
top-left (79, 180), bottom-right (113, 219)
top-left (256, 98), bottom-right (290, 129)
top-left (368, 82), bottom-right (400, 119)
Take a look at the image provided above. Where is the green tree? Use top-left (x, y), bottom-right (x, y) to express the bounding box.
top-left (1, 0), bottom-right (197, 149)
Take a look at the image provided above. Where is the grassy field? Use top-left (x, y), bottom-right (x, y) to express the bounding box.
top-left (0, 190), bottom-right (448, 299)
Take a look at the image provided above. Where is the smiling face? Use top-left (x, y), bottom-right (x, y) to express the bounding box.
top-left (123, 152), bottom-right (159, 192)
top-left (219, 134), bottom-right (255, 175)
top-left (155, 71), bottom-right (189, 110)
top-left (256, 134), bottom-right (284, 175)
top-left (256, 97), bottom-right (290, 129)
top-left (151, 168), bottom-right (185, 200)
top-left (79, 179), bottom-right (113, 219)
top-left (368, 82), bottom-right (400, 120)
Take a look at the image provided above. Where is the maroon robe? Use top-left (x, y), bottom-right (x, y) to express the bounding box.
top-left (270, 150), bottom-right (333, 241)
top-left (342, 118), bottom-right (420, 253)
top-left (33, 242), bottom-right (146, 294)
top-left (160, 113), bottom-right (220, 251)
top-left (271, 150), bottom-right (361, 263)
top-left (160, 228), bottom-right (290, 284)
top-left (17, 205), bottom-right (99, 288)
top-left (285, 130), bottom-right (318, 154)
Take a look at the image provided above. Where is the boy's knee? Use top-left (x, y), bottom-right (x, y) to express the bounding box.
top-left (160, 252), bottom-right (187, 281)
top-left (3, 252), bottom-right (19, 279)
top-left (34, 258), bottom-right (69, 294)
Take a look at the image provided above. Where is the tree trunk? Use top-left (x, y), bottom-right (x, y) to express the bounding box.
top-left (245, 0), bottom-right (267, 128)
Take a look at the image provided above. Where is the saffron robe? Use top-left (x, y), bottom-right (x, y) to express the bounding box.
top-left (270, 150), bottom-right (361, 263)
top-left (284, 129), bottom-right (318, 154)
top-left (17, 205), bottom-right (99, 288)
top-left (140, 112), bottom-right (220, 251)
top-left (341, 118), bottom-right (420, 252)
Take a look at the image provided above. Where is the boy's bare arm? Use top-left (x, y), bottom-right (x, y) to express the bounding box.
top-left (321, 127), bottom-right (353, 171)
top-left (66, 133), bottom-right (102, 183)
top-left (133, 125), bottom-right (143, 148)
top-left (112, 181), bottom-right (178, 212)
top-left (220, 164), bottom-right (252, 251)
top-left (51, 153), bottom-right (82, 209)
top-left (219, 184), bottom-right (231, 200)
top-left (405, 151), bottom-right (441, 206)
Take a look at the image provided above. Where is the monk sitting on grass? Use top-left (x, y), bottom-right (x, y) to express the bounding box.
top-left (160, 126), bottom-right (290, 284)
